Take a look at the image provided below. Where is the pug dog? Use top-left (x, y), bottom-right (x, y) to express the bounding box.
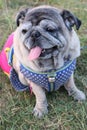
top-left (11, 6), bottom-right (86, 118)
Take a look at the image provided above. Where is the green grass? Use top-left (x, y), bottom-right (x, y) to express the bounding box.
top-left (0, 0), bottom-right (87, 130)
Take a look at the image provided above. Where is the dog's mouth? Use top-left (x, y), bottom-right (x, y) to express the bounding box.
top-left (28, 46), bottom-right (59, 60)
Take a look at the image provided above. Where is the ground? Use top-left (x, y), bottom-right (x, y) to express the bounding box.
top-left (0, 0), bottom-right (87, 130)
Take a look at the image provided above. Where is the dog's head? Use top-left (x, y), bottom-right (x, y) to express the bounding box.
top-left (14, 6), bottom-right (81, 72)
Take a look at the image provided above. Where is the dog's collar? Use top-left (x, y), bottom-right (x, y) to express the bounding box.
top-left (8, 46), bottom-right (76, 92)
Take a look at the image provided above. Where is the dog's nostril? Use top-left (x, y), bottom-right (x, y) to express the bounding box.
top-left (31, 31), bottom-right (41, 38)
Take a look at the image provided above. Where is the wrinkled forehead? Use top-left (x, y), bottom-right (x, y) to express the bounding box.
top-left (24, 7), bottom-right (62, 25)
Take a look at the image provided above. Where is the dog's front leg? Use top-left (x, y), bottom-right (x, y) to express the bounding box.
top-left (30, 82), bottom-right (48, 118)
top-left (64, 73), bottom-right (86, 101)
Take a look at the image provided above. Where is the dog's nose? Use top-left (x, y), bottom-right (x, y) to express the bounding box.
top-left (31, 30), bottom-right (41, 38)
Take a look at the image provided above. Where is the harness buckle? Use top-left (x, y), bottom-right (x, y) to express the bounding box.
top-left (48, 77), bottom-right (55, 82)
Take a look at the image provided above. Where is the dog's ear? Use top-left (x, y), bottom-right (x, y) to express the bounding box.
top-left (61, 10), bottom-right (81, 31)
top-left (16, 8), bottom-right (29, 26)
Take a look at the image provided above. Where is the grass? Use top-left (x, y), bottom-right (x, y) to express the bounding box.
top-left (0, 0), bottom-right (87, 130)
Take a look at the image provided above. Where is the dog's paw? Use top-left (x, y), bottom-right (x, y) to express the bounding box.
top-left (70, 89), bottom-right (86, 101)
top-left (33, 106), bottom-right (48, 118)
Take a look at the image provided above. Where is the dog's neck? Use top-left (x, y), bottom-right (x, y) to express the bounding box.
top-left (9, 46), bottom-right (72, 73)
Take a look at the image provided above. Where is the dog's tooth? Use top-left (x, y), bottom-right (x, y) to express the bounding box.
top-left (42, 49), bottom-right (45, 53)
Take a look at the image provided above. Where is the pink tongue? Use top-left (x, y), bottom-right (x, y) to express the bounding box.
top-left (28, 46), bottom-right (42, 60)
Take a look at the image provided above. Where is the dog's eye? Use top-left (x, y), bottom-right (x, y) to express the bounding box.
top-left (46, 27), bottom-right (56, 33)
top-left (22, 29), bottom-right (28, 34)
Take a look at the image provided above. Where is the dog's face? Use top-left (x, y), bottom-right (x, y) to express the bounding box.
top-left (14, 6), bottom-right (81, 72)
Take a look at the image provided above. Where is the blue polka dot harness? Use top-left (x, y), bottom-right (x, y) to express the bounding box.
top-left (9, 47), bottom-right (76, 92)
